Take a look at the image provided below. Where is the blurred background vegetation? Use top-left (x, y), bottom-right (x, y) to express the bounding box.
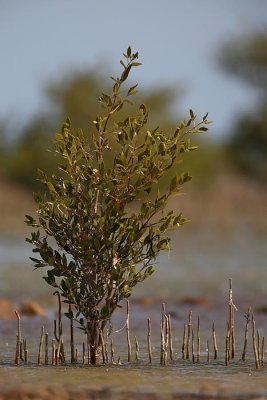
top-left (218, 30), bottom-right (267, 183)
top-left (0, 29), bottom-right (267, 238)
top-left (1, 29), bottom-right (267, 191)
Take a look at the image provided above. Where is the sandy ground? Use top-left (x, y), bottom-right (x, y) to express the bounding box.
top-left (0, 386), bottom-right (266, 400)
top-left (0, 365), bottom-right (267, 400)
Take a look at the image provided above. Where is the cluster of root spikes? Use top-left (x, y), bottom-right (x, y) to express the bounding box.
top-left (12, 280), bottom-right (264, 369)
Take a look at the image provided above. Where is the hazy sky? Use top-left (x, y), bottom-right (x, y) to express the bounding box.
top-left (1, 0), bottom-right (267, 139)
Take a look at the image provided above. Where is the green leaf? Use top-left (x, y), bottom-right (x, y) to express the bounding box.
top-left (189, 145), bottom-right (198, 151)
top-left (121, 65), bottom-right (132, 82)
top-left (47, 182), bottom-right (56, 193)
top-left (33, 192), bottom-right (42, 203)
top-left (93, 237), bottom-right (100, 251)
top-left (139, 104), bottom-right (147, 114)
top-left (61, 279), bottom-right (70, 293)
top-left (127, 46), bottom-right (132, 57)
top-left (66, 117), bottom-right (71, 128)
top-left (64, 312), bottom-right (73, 319)
top-left (29, 257), bottom-right (41, 264)
top-left (101, 306), bottom-right (110, 318)
top-left (55, 132), bottom-right (63, 141)
top-left (127, 84), bottom-right (138, 95)
top-left (25, 215), bottom-right (35, 225)
top-left (202, 112), bottom-right (209, 121)
top-left (179, 172), bottom-right (192, 184)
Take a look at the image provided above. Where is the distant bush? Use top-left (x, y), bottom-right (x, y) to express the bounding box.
top-left (218, 30), bottom-right (267, 182)
top-left (226, 112), bottom-right (267, 182)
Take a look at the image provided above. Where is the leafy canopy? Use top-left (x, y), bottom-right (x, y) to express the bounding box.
top-left (26, 47), bottom-right (209, 327)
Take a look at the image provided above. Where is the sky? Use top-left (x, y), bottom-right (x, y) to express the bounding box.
top-left (1, 0), bottom-right (267, 140)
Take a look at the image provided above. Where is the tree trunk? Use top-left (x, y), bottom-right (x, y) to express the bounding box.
top-left (90, 343), bottom-right (101, 365)
top-left (87, 321), bottom-right (101, 366)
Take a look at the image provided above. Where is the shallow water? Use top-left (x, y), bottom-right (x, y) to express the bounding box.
top-left (1, 363), bottom-right (267, 396)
